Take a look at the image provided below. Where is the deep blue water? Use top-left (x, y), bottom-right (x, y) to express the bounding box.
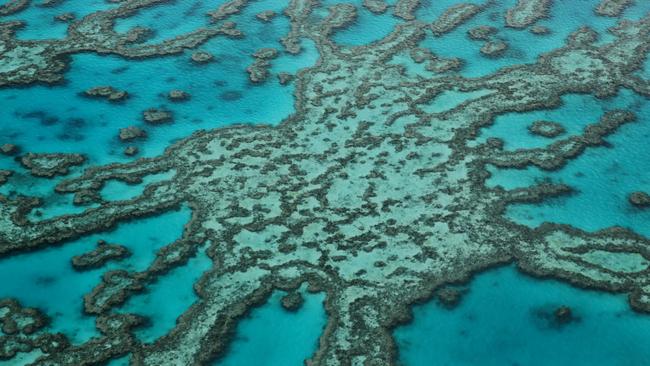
top-left (1, 0), bottom-right (650, 365)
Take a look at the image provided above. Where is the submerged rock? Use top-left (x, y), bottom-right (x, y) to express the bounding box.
top-left (0, 170), bottom-right (12, 185)
top-left (19, 152), bottom-right (86, 178)
top-left (119, 126), bottom-right (147, 141)
top-left (54, 12), bottom-right (75, 22)
top-left (435, 287), bottom-right (466, 309)
top-left (363, 0), bottom-right (388, 14)
top-left (554, 305), bottom-right (574, 324)
top-left (281, 292), bottom-right (305, 312)
top-left (468, 25), bottom-right (498, 41)
top-left (480, 40), bottom-right (508, 58)
top-left (143, 109), bottom-right (173, 125)
top-left (71, 240), bottom-right (131, 271)
top-left (253, 48), bottom-right (279, 60)
top-left (629, 191), bottom-right (650, 208)
top-left (191, 51), bottom-right (214, 64)
top-left (529, 120), bottom-right (566, 138)
top-left (431, 4), bottom-right (482, 36)
top-left (595, 0), bottom-right (633, 17)
top-left (277, 72), bottom-right (294, 85)
top-left (124, 146), bottom-right (139, 156)
top-left (167, 89), bottom-right (190, 102)
top-left (0, 143), bottom-right (18, 156)
top-left (247, 48), bottom-right (279, 83)
top-left (255, 10), bottom-right (276, 22)
top-left (530, 25), bottom-right (551, 35)
top-left (505, 0), bottom-right (552, 29)
top-left (83, 86), bottom-right (129, 102)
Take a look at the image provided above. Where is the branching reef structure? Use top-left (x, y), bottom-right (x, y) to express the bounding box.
top-left (1, 0), bottom-right (650, 365)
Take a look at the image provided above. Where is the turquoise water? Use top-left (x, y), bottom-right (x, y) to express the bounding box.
top-left (479, 90), bottom-right (646, 150)
top-left (217, 287), bottom-right (327, 366)
top-left (320, 0), bottom-right (402, 46)
top-left (114, 0), bottom-right (219, 44)
top-left (0, 207), bottom-right (190, 344)
top-left (101, 170), bottom-right (177, 202)
top-left (395, 265), bottom-right (650, 366)
top-left (416, 0), bottom-right (650, 77)
top-left (1, 1), bottom-right (650, 365)
top-left (4, 0), bottom-right (117, 40)
top-left (486, 89), bottom-right (650, 237)
top-left (119, 245), bottom-right (213, 343)
top-left (0, 1), bottom-right (318, 165)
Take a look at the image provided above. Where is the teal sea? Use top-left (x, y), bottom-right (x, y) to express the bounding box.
top-left (1, 0), bottom-right (650, 365)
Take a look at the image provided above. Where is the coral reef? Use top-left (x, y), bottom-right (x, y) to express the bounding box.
top-left (480, 40), bottom-right (508, 57)
top-left (19, 153), bottom-right (86, 178)
top-left (528, 120), bottom-right (566, 138)
top-left (629, 191), bottom-right (650, 208)
top-left (83, 86), bottom-right (129, 102)
top-left (281, 292), bottom-right (305, 312)
top-left (119, 126), bottom-right (147, 142)
top-left (506, 0), bottom-right (552, 29)
top-left (167, 90), bottom-right (190, 102)
top-left (71, 241), bottom-right (131, 271)
top-left (0, 0), bottom-right (650, 365)
top-left (595, 0), bottom-right (633, 17)
top-left (246, 47), bottom-right (279, 83)
top-left (143, 109), bottom-right (173, 125)
top-left (431, 3), bottom-right (482, 36)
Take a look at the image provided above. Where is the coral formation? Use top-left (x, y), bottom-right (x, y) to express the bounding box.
top-left (71, 240), bottom-right (131, 271)
top-left (83, 86), bottom-right (129, 102)
top-left (19, 153), bottom-right (86, 178)
top-left (0, 0), bottom-right (650, 365)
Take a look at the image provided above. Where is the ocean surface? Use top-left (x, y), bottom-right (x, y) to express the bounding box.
top-left (1, 0), bottom-right (650, 365)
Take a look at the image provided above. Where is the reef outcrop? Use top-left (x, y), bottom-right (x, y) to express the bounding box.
top-left (554, 305), bottom-right (574, 324)
top-left (505, 0), bottom-right (552, 29)
top-left (629, 191), bottom-right (650, 208)
top-left (363, 0), bottom-right (388, 14)
top-left (167, 90), bottom-right (190, 102)
top-left (281, 292), bottom-right (305, 312)
top-left (0, 144), bottom-right (18, 156)
top-left (119, 126), bottom-right (147, 142)
top-left (595, 0), bottom-right (633, 17)
top-left (431, 3), bottom-right (482, 36)
top-left (247, 47), bottom-right (278, 83)
top-left (71, 241), bottom-right (131, 271)
top-left (1, 1), bottom-right (650, 365)
top-left (19, 153), bottom-right (86, 178)
top-left (468, 25), bottom-right (498, 40)
top-left (143, 109), bottom-right (173, 125)
top-left (191, 51), bottom-right (214, 64)
top-left (529, 120), bottom-right (566, 137)
top-left (83, 86), bottom-right (129, 102)
top-left (255, 10), bottom-right (276, 22)
top-left (0, 170), bottom-right (12, 185)
top-left (480, 40), bottom-right (508, 57)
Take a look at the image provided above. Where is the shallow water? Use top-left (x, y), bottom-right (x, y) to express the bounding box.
top-left (0, 1), bottom-right (318, 165)
top-left (5, 0), bottom-right (117, 40)
top-left (217, 287), bottom-right (327, 366)
top-left (0, 207), bottom-right (191, 344)
top-left (118, 245), bottom-right (212, 343)
top-left (1, 0), bottom-right (650, 365)
top-left (394, 266), bottom-right (650, 366)
top-left (486, 89), bottom-right (650, 236)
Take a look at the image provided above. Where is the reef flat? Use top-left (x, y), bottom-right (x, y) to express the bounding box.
top-left (1, 0), bottom-right (650, 365)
